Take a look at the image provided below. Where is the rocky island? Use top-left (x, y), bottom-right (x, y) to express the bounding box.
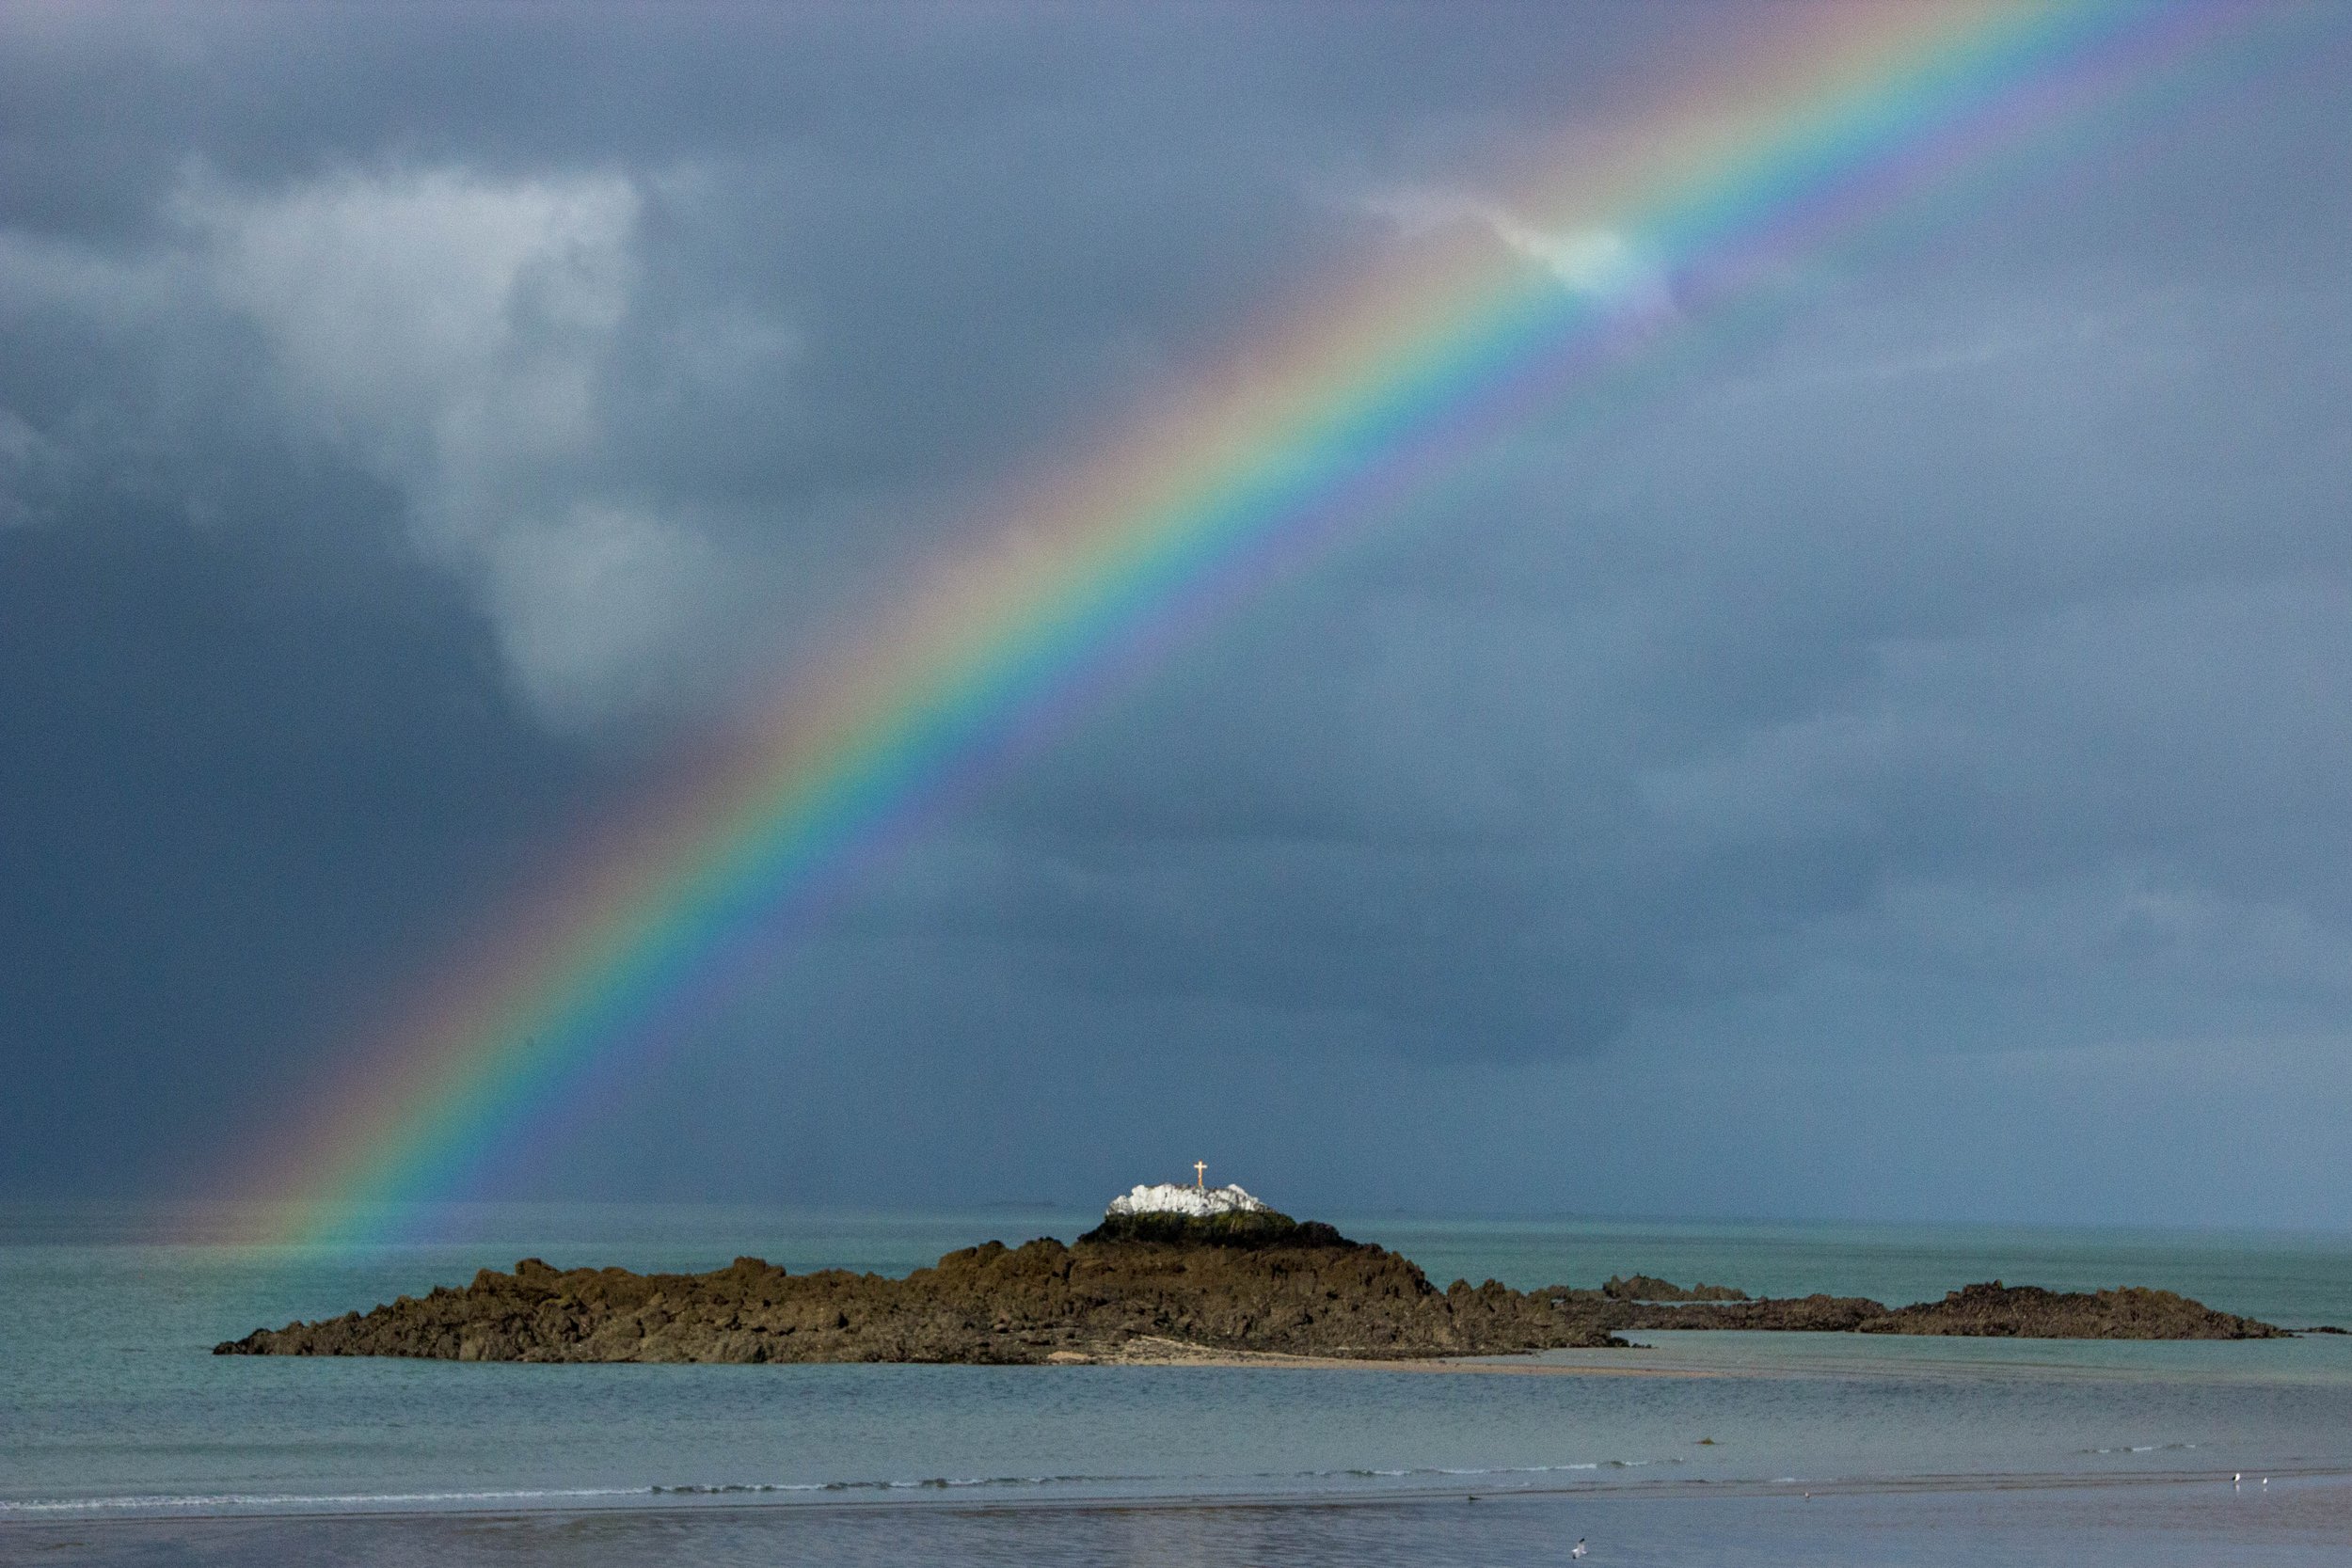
top-left (216, 1181), bottom-right (2286, 1365)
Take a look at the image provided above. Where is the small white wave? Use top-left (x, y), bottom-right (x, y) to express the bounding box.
top-left (794, 1473), bottom-right (1147, 1494)
top-left (3, 1453), bottom-right (1696, 1519)
top-left (1425, 1461), bottom-right (1641, 1478)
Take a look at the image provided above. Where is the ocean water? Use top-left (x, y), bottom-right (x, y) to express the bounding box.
top-left (6, 1202), bottom-right (2351, 1564)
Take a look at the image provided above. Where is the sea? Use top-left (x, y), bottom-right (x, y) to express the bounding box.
top-left (6, 1202), bottom-right (2351, 1565)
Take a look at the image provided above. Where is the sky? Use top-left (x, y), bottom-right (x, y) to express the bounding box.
top-left (4, 2), bottom-right (2349, 1228)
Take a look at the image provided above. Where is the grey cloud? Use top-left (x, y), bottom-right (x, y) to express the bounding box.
top-left (840, 202), bottom-right (2352, 1060)
top-left (4, 3), bottom-right (2350, 1214)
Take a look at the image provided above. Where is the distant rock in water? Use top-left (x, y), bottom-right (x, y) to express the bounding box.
top-left (1542, 1280), bottom-right (2282, 1338)
top-left (1557, 1290), bottom-right (1891, 1333)
top-left (1598, 1274), bottom-right (1749, 1303)
top-left (211, 1182), bottom-right (2287, 1364)
top-left (1859, 1281), bottom-right (2287, 1340)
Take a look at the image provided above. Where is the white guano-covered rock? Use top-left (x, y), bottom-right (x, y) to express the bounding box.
top-left (1104, 1182), bottom-right (1270, 1219)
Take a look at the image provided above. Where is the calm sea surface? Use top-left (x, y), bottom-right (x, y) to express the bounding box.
top-left (6, 1202), bottom-right (2351, 1564)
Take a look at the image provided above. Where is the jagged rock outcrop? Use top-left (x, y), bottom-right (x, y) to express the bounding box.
top-left (1550, 1280), bottom-right (2281, 1338)
top-left (215, 1233), bottom-right (2287, 1364)
top-left (1858, 1280), bottom-right (2287, 1339)
top-left (215, 1234), bottom-right (1627, 1363)
top-left (1598, 1274), bottom-right (1749, 1303)
top-left (1605, 1292), bottom-right (1892, 1332)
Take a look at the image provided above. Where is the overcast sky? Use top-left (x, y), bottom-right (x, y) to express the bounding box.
top-left (5, 2), bottom-right (2349, 1227)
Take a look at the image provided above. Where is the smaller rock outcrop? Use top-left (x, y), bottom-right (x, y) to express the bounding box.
top-left (1602, 1292), bottom-right (1890, 1332)
top-left (1859, 1281), bottom-right (2287, 1340)
top-left (1598, 1275), bottom-right (1749, 1302)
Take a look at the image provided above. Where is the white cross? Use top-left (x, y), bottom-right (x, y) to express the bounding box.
top-left (1194, 1160), bottom-right (1207, 1189)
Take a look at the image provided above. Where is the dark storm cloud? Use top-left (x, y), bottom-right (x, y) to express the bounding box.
top-left (853, 205), bottom-right (2352, 1060)
top-left (8, 4), bottom-right (1685, 720)
top-left (3, 3), bottom-right (2349, 1212)
top-left (0, 491), bottom-right (609, 1192)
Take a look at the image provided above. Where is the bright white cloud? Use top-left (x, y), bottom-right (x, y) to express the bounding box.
top-left (188, 167), bottom-right (635, 468)
top-left (180, 166), bottom-right (725, 726)
top-left (482, 499), bottom-right (722, 725)
top-left (1366, 188), bottom-right (1677, 322)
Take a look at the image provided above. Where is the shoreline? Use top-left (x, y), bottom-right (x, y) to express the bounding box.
top-left (18, 1209), bottom-right (2352, 1566)
top-left (1079, 1336), bottom-right (1712, 1375)
top-left (7, 1465), bottom-right (2345, 1531)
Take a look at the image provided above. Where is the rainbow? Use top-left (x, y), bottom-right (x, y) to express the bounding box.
top-left (241, 1), bottom-right (2238, 1242)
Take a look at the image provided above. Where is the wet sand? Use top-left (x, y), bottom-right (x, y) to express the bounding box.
top-left (1087, 1335), bottom-right (1714, 1374)
top-left (8, 1472), bottom-right (2348, 1568)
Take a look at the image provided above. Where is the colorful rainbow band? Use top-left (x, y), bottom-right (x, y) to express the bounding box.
top-left (237, 2), bottom-right (2248, 1243)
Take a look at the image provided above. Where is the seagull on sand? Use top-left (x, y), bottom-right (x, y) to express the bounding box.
top-left (1570, 1541), bottom-right (1589, 1560)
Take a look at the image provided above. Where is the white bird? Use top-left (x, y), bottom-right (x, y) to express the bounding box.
top-left (1570, 1542), bottom-right (1589, 1560)
top-left (2234, 1472), bottom-right (2243, 1484)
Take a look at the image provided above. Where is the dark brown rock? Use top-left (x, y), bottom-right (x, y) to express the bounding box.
top-left (214, 1235), bottom-right (1628, 1363)
top-left (1076, 1208), bottom-right (1354, 1249)
top-left (212, 1239), bottom-right (2287, 1363)
top-left (1610, 1293), bottom-right (1893, 1332)
top-left (1598, 1274), bottom-right (1749, 1303)
top-left (1857, 1280), bottom-right (2288, 1340)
